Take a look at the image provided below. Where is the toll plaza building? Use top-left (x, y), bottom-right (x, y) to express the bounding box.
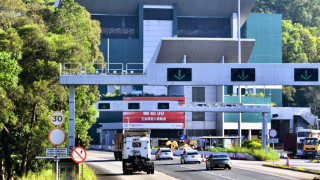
top-left (70, 0), bottom-right (288, 148)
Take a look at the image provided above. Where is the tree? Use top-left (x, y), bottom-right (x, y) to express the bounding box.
top-left (0, 0), bottom-right (103, 178)
top-left (253, 0), bottom-right (320, 28)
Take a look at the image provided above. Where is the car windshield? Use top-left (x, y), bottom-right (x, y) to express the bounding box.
top-left (161, 149), bottom-right (171, 152)
top-left (213, 155), bottom-right (229, 158)
top-left (187, 152), bottom-right (198, 155)
top-left (305, 139), bottom-right (317, 145)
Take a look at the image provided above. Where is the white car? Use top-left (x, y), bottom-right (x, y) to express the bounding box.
top-left (155, 148), bottom-right (174, 160)
top-left (180, 150), bottom-right (202, 164)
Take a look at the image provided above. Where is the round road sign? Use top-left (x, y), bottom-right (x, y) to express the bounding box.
top-left (71, 146), bottom-right (87, 163)
top-left (48, 128), bottom-right (66, 146)
top-left (269, 129), bottom-right (278, 138)
top-left (180, 135), bottom-right (186, 140)
top-left (50, 111), bottom-right (65, 127)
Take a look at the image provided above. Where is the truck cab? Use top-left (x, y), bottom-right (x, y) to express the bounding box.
top-left (123, 136), bottom-right (151, 160)
top-left (122, 129), bottom-right (154, 175)
top-left (303, 137), bottom-right (320, 158)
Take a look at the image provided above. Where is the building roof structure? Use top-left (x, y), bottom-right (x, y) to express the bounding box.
top-left (156, 38), bottom-right (255, 63)
top-left (75, 0), bottom-right (255, 26)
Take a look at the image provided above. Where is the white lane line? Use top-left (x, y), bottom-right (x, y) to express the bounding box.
top-left (233, 166), bottom-right (295, 180)
top-left (179, 165), bottom-right (237, 180)
top-left (87, 162), bottom-right (129, 180)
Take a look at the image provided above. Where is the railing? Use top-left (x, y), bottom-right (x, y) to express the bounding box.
top-left (185, 102), bottom-right (270, 108)
top-left (126, 63), bottom-right (144, 74)
top-left (85, 63), bottom-right (104, 75)
top-left (106, 63), bottom-right (124, 74)
top-left (60, 62), bottom-right (144, 75)
top-left (63, 63), bottom-right (82, 75)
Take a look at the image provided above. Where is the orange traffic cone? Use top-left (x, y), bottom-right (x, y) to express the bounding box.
top-left (286, 157), bottom-right (290, 166)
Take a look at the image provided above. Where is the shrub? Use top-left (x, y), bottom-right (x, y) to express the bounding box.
top-left (294, 167), bottom-right (305, 171)
top-left (242, 139), bottom-right (262, 149)
top-left (19, 164), bottom-right (96, 180)
top-left (208, 146), bottom-right (279, 161)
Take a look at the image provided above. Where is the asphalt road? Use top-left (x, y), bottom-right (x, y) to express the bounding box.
top-left (154, 158), bottom-right (290, 180)
top-left (85, 150), bottom-right (319, 180)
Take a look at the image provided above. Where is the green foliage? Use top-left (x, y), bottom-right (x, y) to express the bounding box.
top-left (104, 86), bottom-right (123, 97)
top-left (0, 52), bottom-right (22, 88)
top-left (242, 139), bottom-right (262, 149)
top-left (253, 0), bottom-right (320, 28)
top-left (18, 163), bottom-right (97, 180)
top-left (208, 146), bottom-right (279, 161)
top-left (256, 92), bottom-right (264, 97)
top-left (0, 0), bottom-right (103, 179)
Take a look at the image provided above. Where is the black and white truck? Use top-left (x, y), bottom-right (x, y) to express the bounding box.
top-left (122, 129), bottom-right (154, 175)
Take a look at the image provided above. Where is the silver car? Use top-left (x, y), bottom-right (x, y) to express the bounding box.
top-left (180, 150), bottom-right (202, 164)
top-left (155, 148), bottom-right (174, 160)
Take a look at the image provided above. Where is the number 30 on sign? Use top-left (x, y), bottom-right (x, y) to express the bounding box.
top-left (50, 111), bottom-right (65, 127)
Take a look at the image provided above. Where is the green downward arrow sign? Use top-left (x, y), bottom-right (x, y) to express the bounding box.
top-left (174, 70), bottom-right (186, 80)
top-left (238, 70), bottom-right (249, 80)
top-left (301, 70), bottom-right (312, 80)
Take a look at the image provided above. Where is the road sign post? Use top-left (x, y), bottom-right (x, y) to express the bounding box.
top-left (48, 128), bottom-right (67, 146)
top-left (71, 147), bottom-right (87, 163)
top-left (46, 147), bottom-right (67, 157)
top-left (180, 135), bottom-right (186, 140)
top-left (269, 129), bottom-right (278, 164)
top-left (50, 111), bottom-right (65, 126)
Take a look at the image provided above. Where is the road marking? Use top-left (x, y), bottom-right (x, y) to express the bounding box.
top-left (178, 165), bottom-right (237, 180)
top-left (88, 163), bottom-right (129, 180)
top-left (233, 166), bottom-right (295, 180)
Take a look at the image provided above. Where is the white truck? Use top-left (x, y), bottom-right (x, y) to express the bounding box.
top-left (122, 129), bottom-right (154, 175)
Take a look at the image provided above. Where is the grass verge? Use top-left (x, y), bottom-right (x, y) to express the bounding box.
top-left (263, 163), bottom-right (320, 175)
top-left (19, 163), bottom-right (97, 180)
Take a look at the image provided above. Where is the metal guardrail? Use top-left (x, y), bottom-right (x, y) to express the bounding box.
top-left (126, 63), bottom-right (144, 74)
top-left (106, 63), bottom-right (124, 74)
top-left (62, 63), bottom-right (82, 75)
top-left (185, 102), bottom-right (270, 108)
top-left (61, 62), bottom-right (145, 75)
top-left (85, 63), bottom-right (104, 75)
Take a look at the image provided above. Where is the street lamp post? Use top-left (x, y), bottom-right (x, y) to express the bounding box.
top-left (237, 0), bottom-right (242, 147)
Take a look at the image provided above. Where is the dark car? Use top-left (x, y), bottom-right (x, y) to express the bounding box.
top-left (206, 153), bottom-right (231, 170)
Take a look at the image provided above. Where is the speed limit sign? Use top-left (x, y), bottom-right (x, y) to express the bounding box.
top-left (50, 111), bottom-right (65, 126)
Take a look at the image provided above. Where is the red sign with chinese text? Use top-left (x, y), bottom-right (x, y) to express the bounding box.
top-left (123, 97), bottom-right (185, 129)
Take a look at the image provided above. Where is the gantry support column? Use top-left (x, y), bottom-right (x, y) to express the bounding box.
top-left (68, 85), bottom-right (75, 155)
top-left (262, 112), bottom-right (268, 154)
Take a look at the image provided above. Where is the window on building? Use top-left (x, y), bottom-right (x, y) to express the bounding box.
top-left (144, 8), bottom-right (173, 20)
top-left (298, 132), bottom-right (311, 137)
top-left (92, 15), bottom-right (139, 39)
top-left (192, 112), bottom-right (205, 121)
top-left (178, 17), bottom-right (231, 38)
top-left (192, 87), bottom-right (205, 102)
